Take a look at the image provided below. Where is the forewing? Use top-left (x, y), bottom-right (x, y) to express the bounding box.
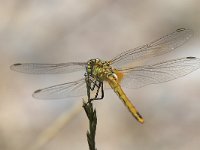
top-left (120, 57), bottom-right (200, 89)
top-left (10, 62), bottom-right (87, 74)
top-left (33, 78), bottom-right (87, 99)
top-left (110, 28), bottom-right (193, 69)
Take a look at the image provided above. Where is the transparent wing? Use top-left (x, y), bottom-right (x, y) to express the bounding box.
top-left (10, 62), bottom-right (87, 74)
top-left (120, 57), bottom-right (200, 89)
top-left (110, 28), bottom-right (193, 69)
top-left (33, 78), bottom-right (87, 99)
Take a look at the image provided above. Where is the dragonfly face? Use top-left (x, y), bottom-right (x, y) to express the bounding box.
top-left (10, 28), bottom-right (200, 123)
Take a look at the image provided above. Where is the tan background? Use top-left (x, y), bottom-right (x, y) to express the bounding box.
top-left (1, 0), bottom-right (200, 150)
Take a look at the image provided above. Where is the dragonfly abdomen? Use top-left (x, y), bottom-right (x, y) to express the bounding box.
top-left (106, 75), bottom-right (144, 124)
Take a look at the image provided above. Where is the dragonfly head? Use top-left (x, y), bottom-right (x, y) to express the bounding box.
top-left (87, 58), bottom-right (100, 65)
top-left (86, 58), bottom-right (101, 75)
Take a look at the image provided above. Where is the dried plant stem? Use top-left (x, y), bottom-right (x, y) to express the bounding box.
top-left (28, 102), bottom-right (82, 150)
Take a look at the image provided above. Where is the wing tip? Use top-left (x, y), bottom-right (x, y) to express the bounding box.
top-left (10, 63), bottom-right (22, 71)
top-left (176, 28), bottom-right (193, 39)
top-left (13, 63), bottom-right (22, 66)
top-left (186, 56), bottom-right (196, 59)
top-left (176, 28), bottom-right (186, 32)
top-left (32, 89), bottom-right (42, 99)
top-left (32, 89), bottom-right (64, 100)
top-left (34, 89), bottom-right (42, 94)
top-left (176, 28), bottom-right (192, 32)
top-left (186, 57), bottom-right (200, 62)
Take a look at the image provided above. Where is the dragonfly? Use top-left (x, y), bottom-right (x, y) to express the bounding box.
top-left (11, 28), bottom-right (200, 124)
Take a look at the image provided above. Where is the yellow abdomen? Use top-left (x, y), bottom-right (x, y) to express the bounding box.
top-left (106, 74), bottom-right (144, 124)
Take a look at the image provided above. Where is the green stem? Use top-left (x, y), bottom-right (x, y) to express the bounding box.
top-left (83, 101), bottom-right (97, 150)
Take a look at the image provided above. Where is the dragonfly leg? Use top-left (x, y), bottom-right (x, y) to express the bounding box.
top-left (92, 81), bottom-right (104, 101)
top-left (85, 61), bottom-right (104, 102)
top-left (85, 75), bottom-right (104, 102)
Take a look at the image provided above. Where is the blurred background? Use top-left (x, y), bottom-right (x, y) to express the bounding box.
top-left (1, 0), bottom-right (200, 150)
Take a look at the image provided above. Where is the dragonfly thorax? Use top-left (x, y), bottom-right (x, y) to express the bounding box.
top-left (86, 58), bottom-right (117, 81)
